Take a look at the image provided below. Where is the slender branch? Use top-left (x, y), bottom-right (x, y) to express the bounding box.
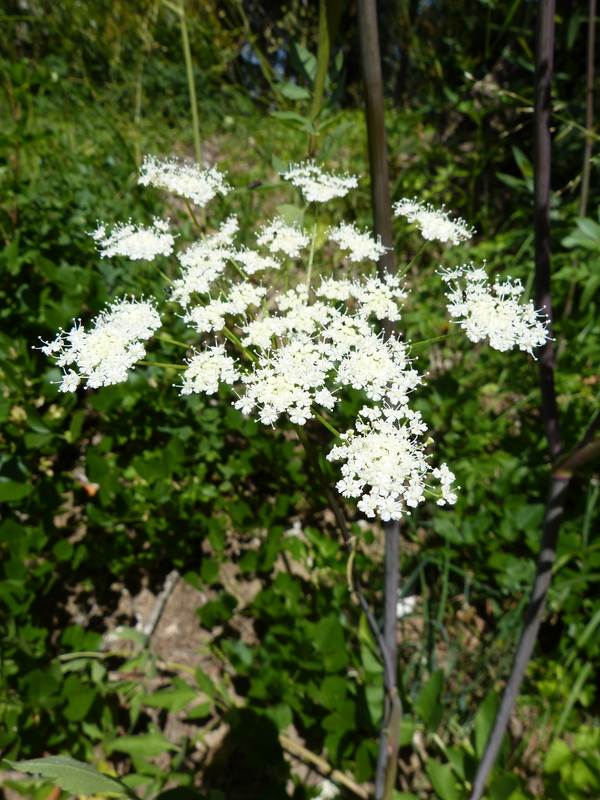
top-left (279, 733), bottom-right (370, 799)
top-left (469, 475), bottom-right (570, 800)
top-left (533, 0), bottom-right (561, 464)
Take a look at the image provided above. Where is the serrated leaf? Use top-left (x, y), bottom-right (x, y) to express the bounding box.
top-left (5, 756), bottom-right (129, 797)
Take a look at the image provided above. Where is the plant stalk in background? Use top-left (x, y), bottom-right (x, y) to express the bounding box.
top-left (470, 0), bottom-right (599, 795)
top-left (579, 0), bottom-right (597, 217)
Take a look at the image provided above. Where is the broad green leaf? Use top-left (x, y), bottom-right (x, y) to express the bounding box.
top-left (0, 480), bottom-right (33, 502)
top-left (4, 756), bottom-right (129, 797)
top-left (489, 775), bottom-right (519, 800)
top-left (544, 739), bottom-right (572, 773)
top-left (414, 670), bottom-right (444, 732)
top-left (62, 673), bottom-right (97, 721)
top-left (427, 759), bottom-right (458, 800)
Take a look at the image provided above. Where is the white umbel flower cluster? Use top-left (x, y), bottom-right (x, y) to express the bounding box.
top-left (327, 405), bottom-right (457, 521)
top-left (440, 264), bottom-right (549, 355)
top-left (139, 155), bottom-right (231, 207)
top-left (46, 154), bottom-right (551, 523)
top-left (180, 344), bottom-right (239, 395)
top-left (92, 218), bottom-right (174, 260)
top-left (394, 198), bottom-right (474, 246)
top-left (41, 298), bottom-right (161, 392)
top-left (328, 222), bottom-right (388, 262)
top-left (283, 161), bottom-right (358, 203)
top-left (256, 217), bottom-right (310, 257)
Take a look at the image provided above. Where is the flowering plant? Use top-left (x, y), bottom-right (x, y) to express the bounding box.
top-left (40, 158), bottom-right (549, 523)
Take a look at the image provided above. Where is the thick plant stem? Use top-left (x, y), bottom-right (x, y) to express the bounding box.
top-left (579, 0), bottom-right (597, 217)
top-left (356, 0), bottom-right (395, 279)
top-left (374, 521), bottom-right (401, 800)
top-left (469, 2), bottom-right (559, 796)
top-left (356, 4), bottom-right (400, 795)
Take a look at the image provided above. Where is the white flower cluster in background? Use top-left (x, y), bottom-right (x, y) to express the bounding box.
top-left (92, 218), bottom-right (175, 260)
top-left (41, 155), bottom-right (552, 521)
top-left (440, 264), bottom-right (549, 355)
top-left (283, 161), bottom-right (358, 203)
top-left (394, 198), bottom-right (474, 246)
top-left (139, 155), bottom-right (231, 207)
top-left (327, 222), bottom-right (388, 262)
top-left (40, 298), bottom-right (161, 392)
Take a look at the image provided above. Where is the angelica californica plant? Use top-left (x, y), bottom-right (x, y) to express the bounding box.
top-left (39, 158), bottom-right (550, 521)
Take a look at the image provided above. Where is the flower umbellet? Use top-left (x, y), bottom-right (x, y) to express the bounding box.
top-left (40, 157), bottom-right (550, 521)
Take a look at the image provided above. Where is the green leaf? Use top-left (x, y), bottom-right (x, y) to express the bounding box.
top-left (276, 81), bottom-right (311, 101)
top-left (142, 679), bottom-right (197, 712)
top-left (195, 668), bottom-right (216, 699)
top-left (61, 673), bottom-right (97, 721)
top-left (276, 203), bottom-right (304, 227)
top-left (475, 691), bottom-right (499, 759)
top-left (544, 739), bottom-right (573, 773)
top-left (489, 775), bottom-right (519, 800)
top-left (271, 153), bottom-right (287, 174)
top-left (427, 759), bottom-right (458, 800)
top-left (0, 480), bottom-right (33, 502)
top-left (107, 729), bottom-right (177, 757)
top-left (414, 670), bottom-right (444, 732)
top-left (4, 757), bottom-right (129, 797)
top-left (290, 41), bottom-right (317, 83)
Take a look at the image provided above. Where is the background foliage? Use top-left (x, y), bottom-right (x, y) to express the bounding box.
top-left (1, 1), bottom-right (599, 799)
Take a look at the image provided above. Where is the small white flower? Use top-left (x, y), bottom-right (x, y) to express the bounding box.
top-left (180, 344), bottom-right (239, 395)
top-left (396, 595), bottom-right (417, 619)
top-left (139, 156), bottom-right (231, 207)
top-left (41, 298), bottom-right (161, 392)
top-left (283, 161), bottom-right (358, 203)
top-left (439, 264), bottom-right (550, 356)
top-left (328, 222), bottom-right (388, 262)
top-left (234, 247), bottom-right (282, 275)
top-left (394, 198), bottom-right (474, 246)
top-left (315, 780), bottom-right (340, 800)
top-left (91, 218), bottom-right (174, 260)
top-left (256, 218), bottom-right (309, 258)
